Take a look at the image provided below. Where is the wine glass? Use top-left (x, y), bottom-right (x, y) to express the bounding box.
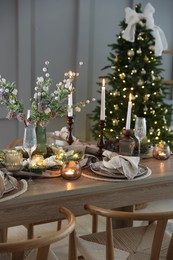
top-left (23, 124), bottom-right (37, 183)
top-left (134, 117), bottom-right (146, 158)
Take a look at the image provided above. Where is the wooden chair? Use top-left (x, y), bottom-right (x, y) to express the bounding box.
top-left (0, 207), bottom-right (77, 260)
top-left (6, 138), bottom-right (23, 149)
top-left (76, 204), bottom-right (173, 260)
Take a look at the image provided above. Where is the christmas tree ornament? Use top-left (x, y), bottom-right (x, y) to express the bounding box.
top-left (113, 104), bottom-right (119, 110)
top-left (112, 119), bottom-right (119, 126)
top-left (137, 48), bottom-right (142, 54)
top-left (127, 49), bottom-right (135, 57)
top-left (131, 68), bottom-right (137, 74)
top-left (114, 56), bottom-right (118, 62)
top-left (144, 56), bottom-right (149, 62)
top-left (119, 73), bottom-right (126, 80)
top-left (137, 79), bottom-right (144, 86)
top-left (141, 68), bottom-right (146, 75)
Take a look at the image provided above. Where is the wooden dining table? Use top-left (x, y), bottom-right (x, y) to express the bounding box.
top-left (0, 156), bottom-right (173, 235)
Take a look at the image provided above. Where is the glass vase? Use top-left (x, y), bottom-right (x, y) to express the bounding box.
top-left (34, 124), bottom-right (47, 156)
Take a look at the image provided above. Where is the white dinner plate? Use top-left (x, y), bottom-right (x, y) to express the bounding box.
top-left (90, 161), bottom-right (148, 179)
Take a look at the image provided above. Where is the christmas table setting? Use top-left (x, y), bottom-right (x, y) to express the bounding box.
top-left (1, 2), bottom-right (173, 189)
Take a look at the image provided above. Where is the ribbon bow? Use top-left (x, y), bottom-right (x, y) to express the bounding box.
top-left (122, 3), bottom-right (168, 56)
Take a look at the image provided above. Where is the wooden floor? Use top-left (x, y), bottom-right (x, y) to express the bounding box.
top-left (7, 199), bottom-right (173, 260)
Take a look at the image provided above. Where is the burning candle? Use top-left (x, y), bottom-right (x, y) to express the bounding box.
top-left (67, 71), bottom-right (73, 117)
top-left (100, 79), bottom-right (106, 120)
top-left (65, 169), bottom-right (75, 175)
top-left (68, 84), bottom-right (73, 117)
top-left (125, 93), bottom-right (132, 130)
top-left (61, 161), bottom-right (81, 180)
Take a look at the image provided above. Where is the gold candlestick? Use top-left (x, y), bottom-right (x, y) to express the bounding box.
top-left (66, 116), bottom-right (74, 145)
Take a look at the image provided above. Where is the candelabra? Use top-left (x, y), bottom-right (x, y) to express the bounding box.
top-left (97, 120), bottom-right (106, 159)
top-left (66, 116), bottom-right (74, 145)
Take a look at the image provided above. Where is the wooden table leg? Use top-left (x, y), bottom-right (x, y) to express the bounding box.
top-left (0, 227), bottom-right (8, 242)
top-left (112, 205), bottom-right (134, 228)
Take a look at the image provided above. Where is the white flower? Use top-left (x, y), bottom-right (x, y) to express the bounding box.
top-left (34, 93), bottom-right (37, 99)
top-left (45, 61), bottom-right (49, 66)
top-left (45, 107), bottom-right (51, 114)
top-left (42, 67), bottom-right (47, 72)
top-left (37, 77), bottom-right (44, 83)
top-left (86, 100), bottom-right (90, 104)
top-left (92, 98), bottom-right (96, 101)
top-left (75, 107), bottom-right (81, 112)
top-left (35, 86), bottom-right (38, 91)
top-left (5, 89), bottom-right (9, 93)
top-left (2, 78), bottom-right (6, 83)
top-left (45, 73), bottom-right (50, 78)
top-left (12, 89), bottom-right (18, 95)
top-left (37, 92), bottom-right (42, 96)
top-left (43, 86), bottom-right (49, 91)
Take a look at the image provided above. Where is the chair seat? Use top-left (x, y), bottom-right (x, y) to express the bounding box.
top-left (77, 223), bottom-right (171, 260)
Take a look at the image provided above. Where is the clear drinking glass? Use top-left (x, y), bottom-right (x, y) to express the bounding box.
top-left (134, 117), bottom-right (146, 157)
top-left (23, 124), bottom-right (37, 183)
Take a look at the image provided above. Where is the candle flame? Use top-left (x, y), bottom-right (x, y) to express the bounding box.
top-left (102, 79), bottom-right (105, 87)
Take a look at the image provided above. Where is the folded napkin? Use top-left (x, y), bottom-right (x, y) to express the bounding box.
top-left (54, 126), bottom-right (80, 146)
top-left (102, 150), bottom-right (140, 179)
top-left (0, 170), bottom-right (17, 198)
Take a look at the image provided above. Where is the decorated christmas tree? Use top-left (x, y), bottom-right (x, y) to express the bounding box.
top-left (92, 3), bottom-right (173, 151)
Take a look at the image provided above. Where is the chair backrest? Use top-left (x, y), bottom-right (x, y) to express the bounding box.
top-left (6, 138), bottom-right (23, 149)
top-left (0, 207), bottom-right (77, 260)
top-left (84, 204), bottom-right (173, 260)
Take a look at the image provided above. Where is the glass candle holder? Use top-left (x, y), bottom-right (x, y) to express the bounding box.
top-left (5, 150), bottom-right (23, 173)
top-left (119, 129), bottom-right (135, 156)
top-left (61, 161), bottom-right (81, 180)
top-left (153, 142), bottom-right (171, 160)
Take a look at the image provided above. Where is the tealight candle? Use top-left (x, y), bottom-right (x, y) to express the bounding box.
top-left (153, 142), bottom-right (171, 160)
top-left (61, 161), bottom-right (81, 180)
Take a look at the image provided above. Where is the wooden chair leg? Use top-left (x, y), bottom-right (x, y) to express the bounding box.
top-left (57, 220), bottom-right (62, 231)
top-left (25, 224), bottom-right (34, 239)
top-left (92, 215), bottom-right (98, 233)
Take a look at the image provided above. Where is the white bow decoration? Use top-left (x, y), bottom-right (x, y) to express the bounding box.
top-left (122, 3), bottom-right (168, 56)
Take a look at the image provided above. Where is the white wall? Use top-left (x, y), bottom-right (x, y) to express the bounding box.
top-left (0, 0), bottom-right (173, 148)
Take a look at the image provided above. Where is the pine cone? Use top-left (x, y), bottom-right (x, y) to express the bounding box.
top-left (50, 111), bottom-right (57, 119)
top-left (6, 111), bottom-right (16, 120)
top-left (17, 112), bottom-right (26, 122)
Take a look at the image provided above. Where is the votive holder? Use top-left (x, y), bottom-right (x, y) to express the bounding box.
top-left (5, 149), bottom-right (23, 173)
top-left (119, 129), bottom-right (135, 156)
top-left (153, 142), bottom-right (171, 160)
top-left (61, 161), bottom-right (81, 180)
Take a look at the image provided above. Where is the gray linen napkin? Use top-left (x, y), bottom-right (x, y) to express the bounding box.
top-left (0, 170), bottom-right (17, 198)
top-left (102, 150), bottom-right (140, 179)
